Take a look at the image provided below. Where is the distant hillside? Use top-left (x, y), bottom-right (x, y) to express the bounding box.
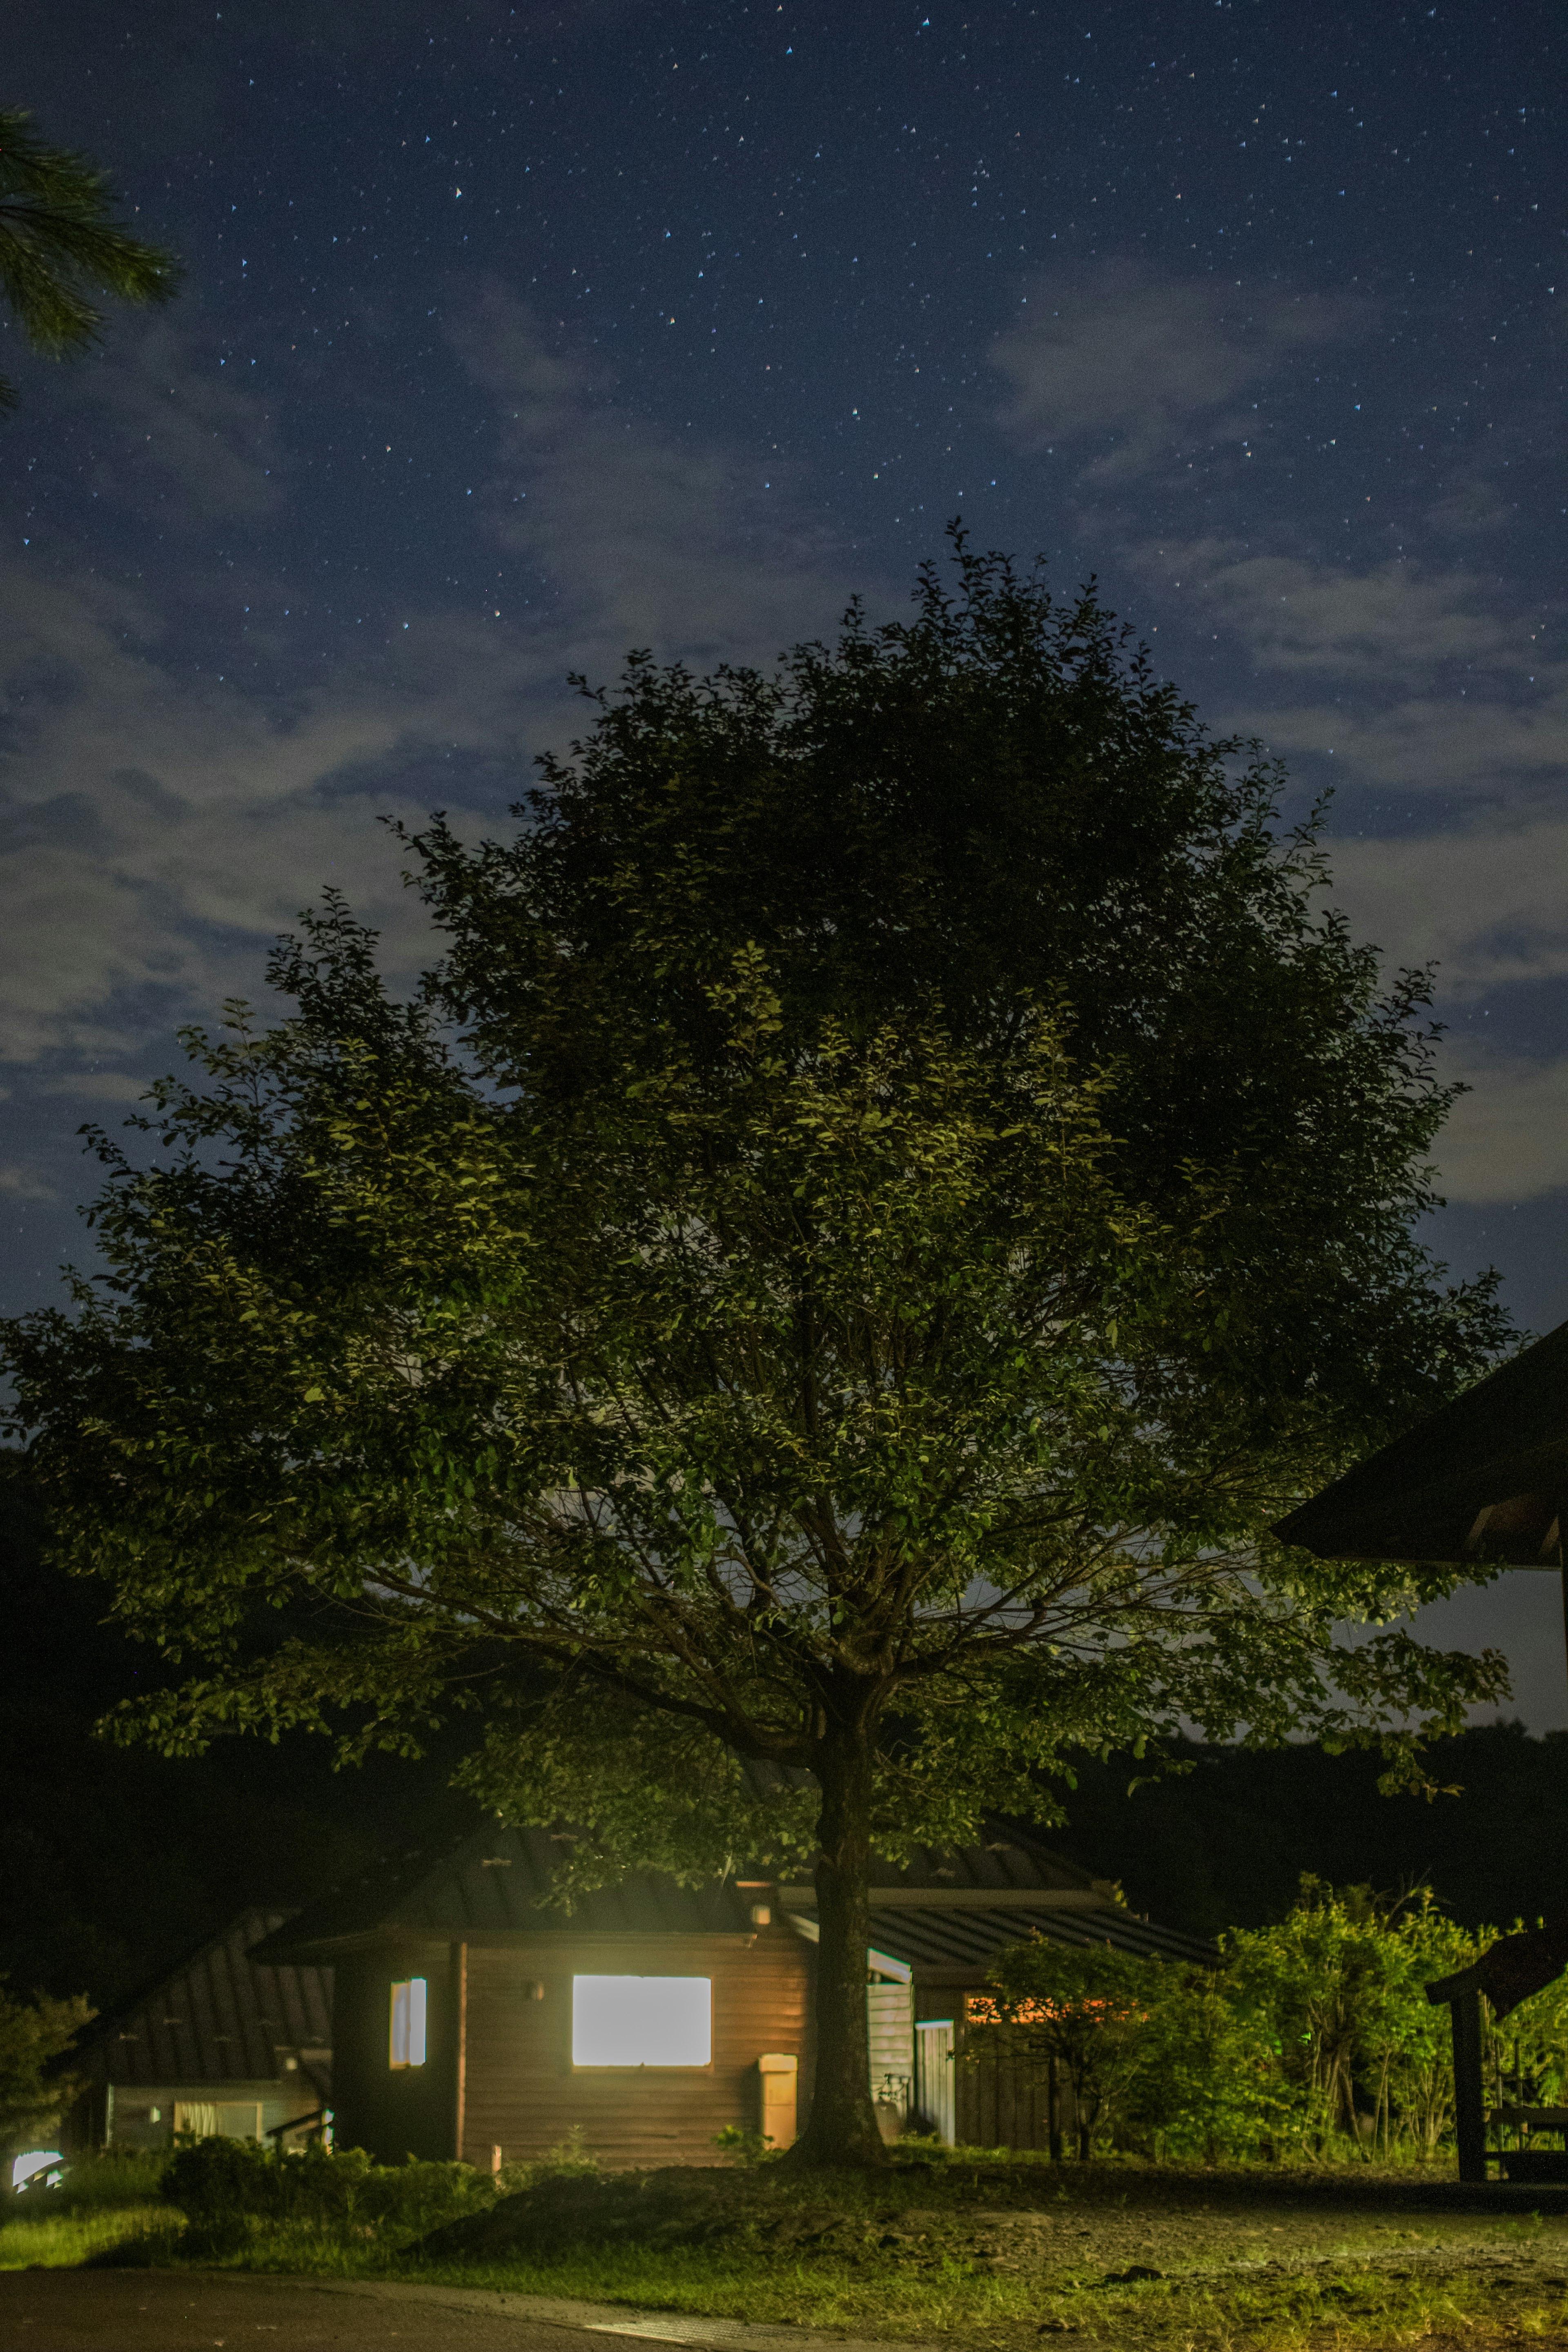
top-left (1056, 1725), bottom-right (1568, 1936)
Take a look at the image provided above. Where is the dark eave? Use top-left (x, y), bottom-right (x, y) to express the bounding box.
top-left (1273, 1319), bottom-right (1568, 1567)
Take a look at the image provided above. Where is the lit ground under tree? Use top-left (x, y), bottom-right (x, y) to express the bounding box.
top-left (2, 541), bottom-right (1514, 2165)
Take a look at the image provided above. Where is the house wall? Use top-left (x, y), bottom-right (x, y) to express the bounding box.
top-left (459, 1927), bottom-right (812, 2170)
top-left (330, 1941), bottom-right (460, 2163)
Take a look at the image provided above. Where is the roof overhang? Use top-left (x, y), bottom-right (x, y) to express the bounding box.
top-left (1273, 1322), bottom-right (1568, 1567)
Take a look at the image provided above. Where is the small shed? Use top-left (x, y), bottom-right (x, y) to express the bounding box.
top-left (64, 1907), bottom-right (333, 2155)
top-left (1276, 1316), bottom-right (1568, 2183)
top-left (256, 1821), bottom-right (1209, 2167)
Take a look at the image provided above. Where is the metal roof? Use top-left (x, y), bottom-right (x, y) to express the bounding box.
top-left (257, 1823), bottom-right (764, 1960)
top-left (257, 1819), bottom-right (1211, 1972)
top-left (779, 1824), bottom-right (1216, 1971)
top-left (781, 1824), bottom-right (1116, 1902)
top-left (71, 1908), bottom-right (332, 2089)
top-left (1275, 1320), bottom-right (1568, 1567)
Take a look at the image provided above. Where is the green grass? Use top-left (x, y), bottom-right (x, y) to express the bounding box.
top-left (0, 2205), bottom-right (177, 2271)
top-left (25, 2147), bottom-right (1568, 2350)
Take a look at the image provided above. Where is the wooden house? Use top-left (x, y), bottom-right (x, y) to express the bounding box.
top-left (64, 1907), bottom-right (333, 2154)
top-left (257, 1822), bottom-right (1210, 2167)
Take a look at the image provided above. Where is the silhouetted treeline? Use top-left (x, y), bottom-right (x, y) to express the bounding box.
top-left (0, 1459), bottom-right (473, 2010)
top-left (1057, 1726), bottom-right (1568, 1937)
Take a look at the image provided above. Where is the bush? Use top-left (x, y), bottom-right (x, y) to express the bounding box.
top-left (160, 2138), bottom-right (494, 2248)
top-left (496, 2126), bottom-right (602, 2194)
top-left (0, 1978), bottom-right (94, 2147)
top-left (711, 2125), bottom-right (776, 2167)
top-left (973, 1878), bottom-right (1558, 2167)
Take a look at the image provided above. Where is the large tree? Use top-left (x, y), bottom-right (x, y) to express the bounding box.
top-left (2, 545), bottom-right (1512, 2165)
top-left (0, 106), bottom-right (180, 409)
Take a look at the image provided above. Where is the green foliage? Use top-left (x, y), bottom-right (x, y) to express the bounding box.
top-left (978, 1940), bottom-right (1156, 2157)
top-left (0, 109), bottom-right (180, 408)
top-left (496, 2125), bottom-right (602, 2191)
top-left (1129, 1965), bottom-right (1284, 2162)
top-left (160, 2138), bottom-right (492, 2247)
top-left (0, 545), bottom-right (1518, 2161)
top-left (15, 2148), bottom-right (166, 2211)
top-left (712, 2124), bottom-right (778, 2167)
top-left (975, 1882), bottom-right (1526, 2167)
top-left (1224, 1879), bottom-right (1477, 2158)
top-left (0, 1975), bottom-right (93, 2147)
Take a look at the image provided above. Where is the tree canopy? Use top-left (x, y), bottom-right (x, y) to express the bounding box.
top-left (1, 543), bottom-right (1514, 2163)
top-left (0, 107), bottom-right (180, 408)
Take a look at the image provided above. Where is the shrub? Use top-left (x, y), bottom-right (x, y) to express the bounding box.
top-left (975, 1878), bottom-right (1565, 2167)
top-left (160, 2138), bottom-right (494, 2247)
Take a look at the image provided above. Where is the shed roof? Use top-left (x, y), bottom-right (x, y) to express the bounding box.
top-left (780, 1822), bottom-right (1216, 1971)
top-left (856, 1897), bottom-right (1215, 1971)
top-left (1273, 1319), bottom-right (1568, 1566)
top-left (71, 1908), bottom-right (332, 2090)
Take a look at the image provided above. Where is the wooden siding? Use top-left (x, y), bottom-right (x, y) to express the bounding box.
top-left (459, 1928), bottom-right (811, 2170)
top-left (955, 2020), bottom-right (1084, 2154)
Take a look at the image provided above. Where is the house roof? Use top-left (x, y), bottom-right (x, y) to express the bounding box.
top-left (256, 1818), bottom-right (1213, 1972)
top-left (256, 1823), bottom-right (768, 1960)
top-left (71, 1908), bottom-right (332, 2090)
top-left (1273, 1320), bottom-right (1568, 1567)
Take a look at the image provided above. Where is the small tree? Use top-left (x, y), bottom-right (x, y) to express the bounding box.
top-left (0, 1979), bottom-right (92, 2155)
top-left (2, 548), bottom-right (1515, 2165)
top-left (976, 1940), bottom-right (1156, 2158)
top-left (0, 107), bottom-right (180, 408)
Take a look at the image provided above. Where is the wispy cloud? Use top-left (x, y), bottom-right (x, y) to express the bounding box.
top-left (0, 292), bottom-right (865, 1075)
top-left (0, 1163), bottom-right (56, 1201)
top-left (1434, 1047), bottom-right (1568, 1206)
top-left (993, 261), bottom-right (1365, 478)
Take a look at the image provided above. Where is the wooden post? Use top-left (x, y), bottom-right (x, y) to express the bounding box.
top-left (1451, 1987), bottom-right (1487, 2184)
top-left (453, 1942), bottom-right (468, 2164)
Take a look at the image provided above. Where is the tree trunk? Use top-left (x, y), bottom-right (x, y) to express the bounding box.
top-left (786, 1715), bottom-right (886, 2166)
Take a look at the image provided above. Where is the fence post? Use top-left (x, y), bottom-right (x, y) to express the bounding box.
top-left (1451, 1988), bottom-right (1486, 2184)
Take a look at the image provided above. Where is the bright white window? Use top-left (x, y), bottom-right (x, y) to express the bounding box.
top-left (572, 1975), bottom-right (711, 2067)
top-left (389, 1977), bottom-right (428, 2069)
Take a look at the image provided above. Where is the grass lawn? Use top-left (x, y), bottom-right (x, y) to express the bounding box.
top-left (19, 2150), bottom-right (1568, 2350)
top-left (0, 2204), bottom-right (175, 2271)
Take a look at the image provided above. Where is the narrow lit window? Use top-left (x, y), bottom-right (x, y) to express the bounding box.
top-left (572, 1976), bottom-right (711, 2067)
top-left (389, 1977), bottom-right (428, 2068)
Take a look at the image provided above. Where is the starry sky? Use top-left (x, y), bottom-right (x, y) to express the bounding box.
top-left (3, 0), bottom-right (1566, 1719)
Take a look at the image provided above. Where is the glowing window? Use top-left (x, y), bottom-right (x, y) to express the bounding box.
top-left (572, 1975), bottom-right (711, 2067)
top-left (389, 1977), bottom-right (428, 2069)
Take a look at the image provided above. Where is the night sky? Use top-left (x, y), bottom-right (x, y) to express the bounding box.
top-left (4, 2), bottom-right (1565, 1719)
